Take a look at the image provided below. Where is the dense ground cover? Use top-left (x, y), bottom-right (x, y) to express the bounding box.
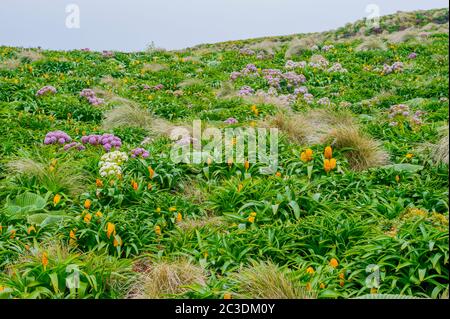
top-left (0, 8), bottom-right (448, 299)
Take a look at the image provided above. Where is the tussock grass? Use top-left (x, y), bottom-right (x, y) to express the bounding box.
top-left (127, 259), bottom-right (206, 299)
top-left (102, 104), bottom-right (152, 130)
top-left (356, 38), bottom-right (387, 51)
top-left (178, 78), bottom-right (203, 88)
top-left (0, 58), bottom-right (21, 70)
top-left (249, 39), bottom-right (281, 55)
top-left (17, 49), bottom-right (43, 62)
top-left (177, 215), bottom-right (227, 232)
top-left (285, 36), bottom-right (319, 58)
top-left (433, 125), bottom-right (449, 165)
top-left (231, 260), bottom-right (315, 299)
top-left (142, 63), bottom-right (167, 72)
top-left (6, 155), bottom-right (88, 196)
top-left (327, 125), bottom-right (389, 171)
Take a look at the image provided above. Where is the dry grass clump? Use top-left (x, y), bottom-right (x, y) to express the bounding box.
top-left (327, 125), bottom-right (389, 171)
top-left (102, 104), bottom-right (152, 130)
top-left (17, 49), bottom-right (43, 62)
top-left (356, 38), bottom-right (387, 51)
top-left (249, 39), bottom-right (281, 55)
top-left (0, 58), bottom-right (21, 70)
top-left (215, 81), bottom-right (236, 99)
top-left (100, 75), bottom-right (121, 88)
top-left (177, 215), bottom-right (227, 232)
top-left (141, 63), bottom-right (167, 72)
top-left (231, 260), bottom-right (315, 299)
top-left (6, 156), bottom-right (87, 196)
top-left (127, 259), bottom-right (206, 299)
top-left (387, 29), bottom-right (419, 43)
top-left (265, 111), bottom-right (310, 144)
top-left (178, 78), bottom-right (203, 88)
top-left (285, 36), bottom-right (320, 58)
top-left (433, 125), bottom-right (449, 165)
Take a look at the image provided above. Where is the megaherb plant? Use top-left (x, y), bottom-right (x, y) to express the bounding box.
top-left (0, 8), bottom-right (448, 299)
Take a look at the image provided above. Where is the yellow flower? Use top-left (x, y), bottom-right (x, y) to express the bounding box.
top-left (306, 267), bottom-right (315, 275)
top-left (155, 225), bottom-right (161, 236)
top-left (84, 199), bottom-right (92, 210)
top-left (106, 222), bottom-right (116, 239)
top-left (95, 211), bottom-right (103, 218)
top-left (324, 146), bottom-right (333, 159)
top-left (42, 252), bottom-right (48, 270)
top-left (83, 213), bottom-right (92, 224)
top-left (405, 153), bottom-right (414, 159)
top-left (248, 215), bottom-right (255, 223)
top-left (223, 293), bottom-right (232, 299)
top-left (275, 172), bottom-right (282, 177)
top-left (329, 258), bottom-right (339, 268)
top-left (395, 175), bottom-right (400, 183)
top-left (339, 272), bottom-right (345, 280)
top-left (244, 160), bottom-right (250, 171)
top-left (147, 183), bottom-right (153, 190)
top-left (53, 194), bottom-right (61, 206)
top-left (370, 288), bottom-right (378, 294)
top-left (250, 104), bottom-right (259, 116)
top-left (237, 183), bottom-right (243, 192)
top-left (301, 149), bottom-right (313, 162)
top-left (9, 229), bottom-right (16, 239)
top-left (69, 230), bottom-right (76, 240)
top-left (156, 207), bottom-right (161, 213)
top-left (207, 157), bottom-right (212, 165)
top-left (169, 207), bottom-right (177, 212)
top-left (319, 283), bottom-right (326, 289)
top-left (27, 225), bottom-right (36, 234)
top-left (176, 212), bottom-right (183, 222)
top-left (131, 180), bottom-right (138, 191)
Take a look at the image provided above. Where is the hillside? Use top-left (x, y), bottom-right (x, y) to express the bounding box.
top-left (0, 8), bottom-right (448, 299)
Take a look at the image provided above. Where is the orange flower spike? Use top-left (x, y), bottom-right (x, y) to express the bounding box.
top-left (237, 183), bottom-right (243, 192)
top-left (69, 230), bottom-right (76, 240)
top-left (96, 179), bottom-right (103, 188)
top-left (329, 258), bottom-right (339, 268)
top-left (301, 148), bottom-right (313, 162)
top-left (84, 199), bottom-right (92, 210)
top-left (148, 166), bottom-right (155, 179)
top-left (113, 236), bottom-right (122, 247)
top-left (131, 180), bottom-right (138, 191)
top-left (106, 222), bottom-right (116, 239)
top-left (42, 252), bottom-right (48, 270)
top-left (275, 172), bottom-right (282, 177)
top-left (223, 293), bottom-right (232, 299)
top-left (147, 183), bottom-right (153, 190)
top-left (244, 160), bottom-right (250, 171)
top-left (155, 225), bottom-right (161, 236)
top-left (306, 267), bottom-right (315, 275)
top-left (27, 225), bottom-right (36, 234)
top-left (95, 211), bottom-right (103, 218)
top-left (176, 212), bottom-right (183, 222)
top-left (83, 213), bottom-right (92, 224)
top-left (53, 194), bottom-right (61, 206)
top-left (330, 158), bottom-right (337, 170)
top-left (10, 229), bottom-right (16, 239)
top-left (324, 146), bottom-right (333, 159)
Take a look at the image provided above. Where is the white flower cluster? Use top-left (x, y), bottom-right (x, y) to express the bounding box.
top-left (98, 151), bottom-right (128, 177)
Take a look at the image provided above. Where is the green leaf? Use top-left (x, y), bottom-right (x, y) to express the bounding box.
top-left (288, 201), bottom-right (300, 219)
top-left (382, 164), bottom-right (424, 173)
top-left (5, 192), bottom-right (47, 217)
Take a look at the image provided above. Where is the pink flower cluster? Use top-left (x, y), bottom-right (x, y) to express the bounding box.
top-left (388, 104), bottom-right (426, 127)
top-left (36, 85), bottom-right (57, 97)
top-left (285, 60), bottom-right (307, 70)
top-left (327, 63), bottom-right (347, 73)
top-left (321, 45), bottom-right (334, 52)
top-left (408, 52), bottom-right (417, 59)
top-left (44, 131), bottom-right (72, 145)
top-left (81, 133), bottom-right (122, 152)
top-left (317, 97), bottom-right (332, 106)
top-left (239, 48), bottom-right (255, 56)
top-left (102, 50), bottom-right (114, 57)
top-left (238, 86), bottom-right (254, 96)
top-left (262, 69), bottom-right (306, 90)
top-left (383, 62), bottom-right (403, 75)
top-left (64, 142), bottom-right (86, 151)
top-left (130, 147), bottom-right (149, 159)
top-left (224, 117), bottom-right (238, 124)
top-left (80, 89), bottom-right (104, 106)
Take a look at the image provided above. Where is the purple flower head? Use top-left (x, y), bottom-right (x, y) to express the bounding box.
top-left (294, 86), bottom-right (308, 95)
top-left (224, 117), bottom-right (238, 124)
top-left (102, 50), bottom-right (114, 58)
top-left (81, 133), bottom-right (122, 152)
top-left (44, 131), bottom-right (72, 145)
top-left (80, 89), bottom-right (104, 105)
top-left (36, 86), bottom-right (57, 97)
top-left (408, 52), bottom-right (417, 59)
top-left (130, 147), bottom-right (150, 159)
top-left (238, 86), bottom-right (254, 96)
top-left (64, 142), bottom-right (85, 151)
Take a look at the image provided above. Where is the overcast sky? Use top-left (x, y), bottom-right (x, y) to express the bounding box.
top-left (0, 0), bottom-right (448, 51)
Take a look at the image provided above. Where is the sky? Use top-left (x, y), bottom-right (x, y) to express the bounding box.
top-left (0, 0), bottom-right (448, 52)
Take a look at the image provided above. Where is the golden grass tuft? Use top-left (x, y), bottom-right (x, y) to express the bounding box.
top-left (433, 125), bottom-right (449, 165)
top-left (231, 260), bottom-right (315, 299)
top-left (356, 38), bottom-right (388, 51)
top-left (127, 259), bottom-right (206, 299)
top-left (102, 103), bottom-right (152, 130)
top-left (327, 125), bottom-right (389, 171)
top-left (0, 58), bottom-right (21, 70)
top-left (17, 49), bottom-right (43, 62)
top-left (141, 63), bottom-right (167, 72)
top-left (177, 215), bottom-right (227, 232)
top-left (178, 78), bottom-right (203, 88)
top-left (285, 36), bottom-right (320, 58)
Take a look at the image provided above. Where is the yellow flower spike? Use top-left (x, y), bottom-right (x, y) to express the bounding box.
top-left (319, 283), bottom-right (326, 289)
top-left (405, 153), bottom-right (414, 159)
top-left (330, 158), bottom-right (337, 170)
top-left (176, 212), bottom-right (183, 222)
top-left (83, 213), bottom-right (92, 224)
top-left (42, 252), bottom-right (49, 270)
top-left (131, 180), bottom-right (138, 191)
top-left (69, 230), bottom-right (76, 240)
top-left (106, 222), bottom-right (116, 239)
top-left (329, 258), bottom-right (339, 268)
top-left (95, 211), bottom-right (103, 218)
top-left (27, 225), bottom-right (36, 234)
top-left (237, 183), bottom-right (243, 193)
top-left (169, 207), bottom-right (177, 212)
top-left (395, 175), bottom-right (400, 183)
top-left (10, 229), bottom-right (16, 239)
top-left (156, 207), bottom-right (161, 213)
top-left (223, 293), bottom-right (232, 299)
top-left (147, 183), bottom-right (153, 190)
top-left (244, 160), bottom-right (250, 171)
top-left (370, 288), bottom-right (378, 294)
top-left (207, 157), bottom-right (212, 166)
top-left (84, 199), bottom-right (92, 210)
top-left (339, 272), bottom-right (345, 280)
top-left (324, 146), bottom-right (333, 159)
top-left (306, 267), bottom-right (315, 275)
top-left (53, 194), bottom-right (61, 206)
top-left (275, 172), bottom-right (281, 177)
top-left (155, 225), bottom-right (161, 236)
top-left (0, 225), bottom-right (2, 233)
